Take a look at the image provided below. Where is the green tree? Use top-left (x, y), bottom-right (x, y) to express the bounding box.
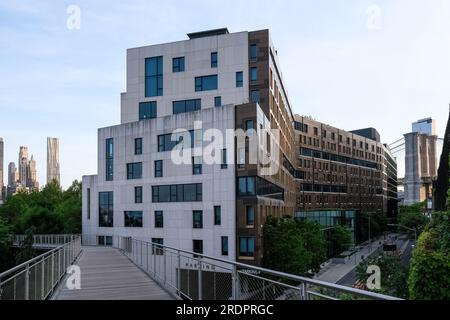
top-left (397, 202), bottom-right (429, 237)
top-left (408, 211), bottom-right (450, 300)
top-left (330, 225), bottom-right (352, 254)
top-left (262, 216), bottom-right (327, 275)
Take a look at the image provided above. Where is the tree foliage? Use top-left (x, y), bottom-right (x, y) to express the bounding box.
top-left (408, 211), bottom-right (450, 300)
top-left (0, 180), bottom-right (82, 271)
top-left (262, 216), bottom-right (327, 275)
top-left (398, 201), bottom-right (429, 237)
top-left (356, 252), bottom-right (409, 299)
top-left (329, 225), bottom-right (352, 255)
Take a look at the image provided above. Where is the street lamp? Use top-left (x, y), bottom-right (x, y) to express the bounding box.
top-left (387, 224), bottom-right (417, 243)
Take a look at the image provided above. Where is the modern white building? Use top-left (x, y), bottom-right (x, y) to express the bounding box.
top-left (82, 28), bottom-right (297, 268)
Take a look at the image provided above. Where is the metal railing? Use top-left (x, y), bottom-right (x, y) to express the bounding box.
top-left (83, 235), bottom-right (401, 300)
top-left (0, 235), bottom-right (82, 300)
top-left (11, 234), bottom-right (80, 248)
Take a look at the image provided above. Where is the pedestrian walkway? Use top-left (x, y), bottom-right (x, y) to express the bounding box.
top-left (51, 246), bottom-right (173, 300)
top-left (315, 236), bottom-right (388, 284)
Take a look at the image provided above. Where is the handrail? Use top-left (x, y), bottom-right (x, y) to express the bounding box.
top-left (0, 235), bottom-right (82, 300)
top-left (101, 235), bottom-right (402, 301)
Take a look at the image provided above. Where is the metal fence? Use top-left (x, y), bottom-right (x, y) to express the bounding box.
top-left (0, 235), bottom-right (82, 300)
top-left (83, 235), bottom-right (401, 300)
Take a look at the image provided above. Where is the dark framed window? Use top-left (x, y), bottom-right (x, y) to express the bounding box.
top-left (145, 56), bottom-right (163, 97)
top-left (239, 237), bottom-right (255, 257)
top-left (152, 238), bottom-right (164, 255)
top-left (152, 183), bottom-right (202, 202)
top-left (154, 211), bottom-right (163, 228)
top-left (250, 67), bottom-right (257, 82)
top-left (192, 156), bottom-right (202, 175)
top-left (157, 129), bottom-right (199, 152)
top-left (106, 138), bottom-right (113, 181)
top-left (250, 44), bottom-right (257, 60)
top-left (127, 162), bottom-right (142, 180)
top-left (99, 191), bottom-right (113, 227)
top-left (251, 90), bottom-right (260, 103)
top-left (214, 96), bottom-right (221, 107)
top-left (193, 240), bottom-right (203, 257)
top-left (211, 52), bottom-right (218, 68)
top-left (245, 119), bottom-right (254, 133)
top-left (221, 236), bottom-right (228, 256)
top-left (246, 206), bottom-right (255, 226)
top-left (135, 138), bottom-right (143, 155)
top-left (214, 206), bottom-right (221, 225)
top-left (173, 99), bottom-right (201, 114)
top-left (87, 188), bottom-right (91, 220)
top-left (236, 71), bottom-right (243, 87)
top-left (193, 210), bottom-right (203, 229)
top-left (172, 57), bottom-right (185, 72)
top-left (124, 211), bottom-right (143, 227)
top-left (154, 160), bottom-right (163, 178)
top-left (134, 186), bottom-right (143, 203)
top-left (139, 101), bottom-right (157, 120)
top-left (221, 148), bottom-right (228, 169)
top-left (195, 75), bottom-right (218, 91)
top-left (238, 177), bottom-right (256, 196)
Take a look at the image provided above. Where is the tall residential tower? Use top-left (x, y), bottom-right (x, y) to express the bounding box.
top-left (47, 137), bottom-right (60, 185)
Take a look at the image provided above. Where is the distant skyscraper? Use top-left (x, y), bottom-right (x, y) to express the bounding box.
top-left (412, 118), bottom-right (436, 135)
top-left (0, 137), bottom-right (4, 201)
top-left (8, 162), bottom-right (17, 187)
top-left (47, 137), bottom-right (60, 185)
top-left (18, 146), bottom-right (29, 187)
top-left (27, 155), bottom-right (39, 189)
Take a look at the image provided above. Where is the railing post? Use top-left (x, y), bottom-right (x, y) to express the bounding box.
top-left (24, 263), bottom-right (29, 300)
top-left (177, 250), bottom-right (181, 296)
top-left (146, 242), bottom-right (149, 271)
top-left (153, 244), bottom-right (156, 277)
top-left (41, 257), bottom-right (45, 299)
top-left (141, 241), bottom-right (143, 266)
top-left (198, 260), bottom-right (202, 300)
top-left (231, 265), bottom-right (239, 300)
top-left (163, 248), bottom-right (167, 284)
top-left (51, 253), bottom-right (55, 287)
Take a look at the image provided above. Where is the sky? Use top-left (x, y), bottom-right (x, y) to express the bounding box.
top-left (0, 0), bottom-right (448, 189)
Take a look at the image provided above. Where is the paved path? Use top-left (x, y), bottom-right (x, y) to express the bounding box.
top-left (316, 237), bottom-right (387, 284)
top-left (52, 246), bottom-right (173, 300)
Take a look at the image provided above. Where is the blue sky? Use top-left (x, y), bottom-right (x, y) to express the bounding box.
top-left (0, 0), bottom-right (448, 188)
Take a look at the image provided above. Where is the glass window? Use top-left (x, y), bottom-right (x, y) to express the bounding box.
top-left (251, 90), bottom-right (260, 103)
top-left (195, 75), bottom-right (218, 91)
top-left (211, 52), bottom-right (218, 68)
top-left (139, 101), bottom-right (157, 120)
top-left (193, 240), bottom-right (203, 256)
top-left (236, 71), bottom-right (243, 87)
top-left (124, 211), bottom-right (143, 227)
top-left (172, 57), bottom-right (185, 72)
top-left (239, 237), bottom-right (255, 257)
top-left (154, 160), bottom-right (163, 178)
top-left (221, 148), bottom-right (228, 169)
top-left (250, 44), bottom-right (257, 60)
top-left (134, 186), bottom-right (143, 203)
top-left (193, 210), bottom-right (203, 229)
top-left (135, 138), bottom-right (143, 155)
top-left (192, 156), bottom-right (202, 175)
top-left (173, 99), bottom-right (201, 114)
top-left (214, 96), bottom-right (221, 107)
top-left (152, 183), bottom-right (202, 202)
top-left (106, 138), bottom-right (113, 181)
top-left (250, 67), bottom-right (257, 82)
top-left (145, 56), bottom-right (163, 97)
top-left (221, 236), bottom-right (228, 256)
top-left (246, 206), bottom-right (255, 226)
top-left (127, 162), bottom-right (142, 180)
top-left (99, 191), bottom-right (113, 227)
top-left (152, 238), bottom-right (164, 255)
top-left (154, 211), bottom-right (163, 228)
top-left (237, 177), bottom-right (257, 196)
top-left (214, 206), bottom-right (221, 225)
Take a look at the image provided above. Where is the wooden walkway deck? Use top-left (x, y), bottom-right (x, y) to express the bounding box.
top-left (52, 246), bottom-right (173, 300)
